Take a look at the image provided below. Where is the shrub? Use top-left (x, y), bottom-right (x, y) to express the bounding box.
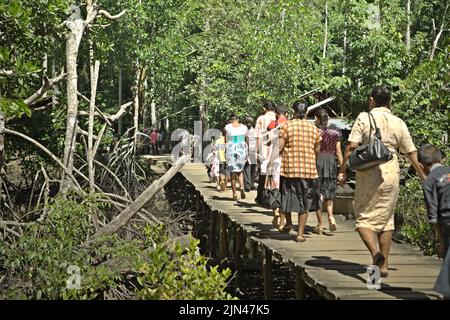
top-left (0, 194), bottom-right (234, 300)
top-left (395, 176), bottom-right (437, 256)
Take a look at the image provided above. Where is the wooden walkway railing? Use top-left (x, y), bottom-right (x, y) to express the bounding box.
top-left (177, 162), bottom-right (443, 300)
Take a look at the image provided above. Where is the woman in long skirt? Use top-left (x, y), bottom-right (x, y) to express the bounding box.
top-left (314, 108), bottom-right (343, 234)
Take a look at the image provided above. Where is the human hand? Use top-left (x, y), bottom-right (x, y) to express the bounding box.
top-left (337, 172), bottom-right (347, 186)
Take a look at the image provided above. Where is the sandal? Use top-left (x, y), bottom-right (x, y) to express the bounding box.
top-left (232, 194), bottom-right (238, 200)
top-left (240, 189), bottom-right (246, 199)
top-left (280, 224), bottom-right (293, 233)
top-left (329, 216), bottom-right (337, 232)
top-left (272, 216), bottom-right (280, 228)
top-left (296, 236), bottom-right (306, 242)
top-left (314, 225), bottom-right (323, 235)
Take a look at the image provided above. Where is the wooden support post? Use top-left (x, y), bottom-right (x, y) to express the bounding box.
top-left (195, 190), bottom-right (201, 213)
top-left (262, 246), bottom-right (273, 300)
top-left (208, 209), bottom-right (216, 257)
top-left (219, 213), bottom-right (228, 261)
top-left (235, 227), bottom-right (244, 288)
top-left (295, 268), bottom-right (306, 300)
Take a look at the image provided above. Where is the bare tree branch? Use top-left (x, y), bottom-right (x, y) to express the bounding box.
top-left (24, 71), bottom-right (67, 106)
top-left (85, 155), bottom-right (190, 243)
top-left (4, 128), bottom-right (82, 190)
top-left (0, 70), bottom-right (14, 77)
top-left (98, 9), bottom-right (127, 20)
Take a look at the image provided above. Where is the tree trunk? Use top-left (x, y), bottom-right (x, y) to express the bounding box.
top-left (133, 67), bottom-right (141, 154)
top-left (406, 0), bottom-right (411, 53)
top-left (88, 58), bottom-right (100, 194)
top-left (61, 6), bottom-right (84, 193)
top-left (118, 68), bottom-right (123, 135)
top-left (343, 28), bottom-right (347, 75)
top-left (429, 1), bottom-right (448, 62)
top-left (0, 112), bottom-right (4, 176)
top-left (150, 75), bottom-right (156, 128)
top-left (322, 2), bottom-right (328, 59)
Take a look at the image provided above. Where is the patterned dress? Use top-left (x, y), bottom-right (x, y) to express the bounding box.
top-left (225, 123), bottom-right (248, 173)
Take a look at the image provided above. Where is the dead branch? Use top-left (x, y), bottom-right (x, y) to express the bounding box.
top-left (24, 71), bottom-right (67, 106)
top-left (85, 155), bottom-right (190, 243)
top-left (37, 166), bottom-right (50, 222)
top-left (102, 193), bottom-right (162, 224)
top-left (78, 127), bottom-right (98, 139)
top-left (0, 70), bottom-right (14, 77)
top-left (78, 93), bottom-right (132, 124)
top-left (93, 159), bottom-right (131, 199)
top-left (98, 9), bottom-right (127, 20)
top-left (92, 124), bottom-right (107, 157)
top-left (4, 129), bottom-right (82, 190)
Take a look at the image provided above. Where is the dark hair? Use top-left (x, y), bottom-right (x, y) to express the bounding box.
top-left (276, 104), bottom-right (287, 115)
top-left (316, 108), bottom-right (329, 128)
top-left (418, 144), bottom-right (443, 166)
top-left (244, 116), bottom-right (255, 128)
top-left (229, 113), bottom-right (238, 121)
top-left (292, 100), bottom-right (308, 119)
top-left (370, 85), bottom-right (392, 107)
top-left (262, 99), bottom-right (276, 111)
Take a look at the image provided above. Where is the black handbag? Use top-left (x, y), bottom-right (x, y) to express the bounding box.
top-left (261, 175), bottom-right (281, 209)
top-left (348, 112), bottom-right (393, 171)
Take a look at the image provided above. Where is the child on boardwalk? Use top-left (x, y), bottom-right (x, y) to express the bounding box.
top-left (418, 144), bottom-right (450, 299)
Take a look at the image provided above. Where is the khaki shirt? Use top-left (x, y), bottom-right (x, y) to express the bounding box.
top-left (348, 107), bottom-right (417, 155)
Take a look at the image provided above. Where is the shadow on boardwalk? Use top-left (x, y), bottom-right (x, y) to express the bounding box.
top-left (305, 256), bottom-right (438, 300)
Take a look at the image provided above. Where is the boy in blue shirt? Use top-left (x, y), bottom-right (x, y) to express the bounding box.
top-left (418, 144), bottom-right (450, 299)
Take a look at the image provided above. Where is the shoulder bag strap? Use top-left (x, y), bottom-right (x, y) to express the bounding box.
top-left (368, 112), bottom-right (382, 139)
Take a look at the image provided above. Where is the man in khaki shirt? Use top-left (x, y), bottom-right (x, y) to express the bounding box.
top-left (338, 85), bottom-right (425, 277)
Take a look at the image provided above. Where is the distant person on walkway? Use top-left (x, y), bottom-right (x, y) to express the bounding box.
top-left (215, 129), bottom-right (228, 192)
top-left (314, 108), bottom-right (343, 234)
top-left (150, 128), bottom-right (159, 155)
top-left (244, 116), bottom-right (257, 192)
top-left (279, 101), bottom-right (322, 242)
top-left (255, 100), bottom-right (277, 204)
top-left (338, 85), bottom-right (425, 277)
top-left (225, 114), bottom-right (248, 200)
top-left (267, 104), bottom-right (288, 228)
top-left (418, 144), bottom-right (450, 299)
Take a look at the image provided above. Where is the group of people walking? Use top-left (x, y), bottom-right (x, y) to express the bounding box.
top-left (207, 84), bottom-right (449, 298)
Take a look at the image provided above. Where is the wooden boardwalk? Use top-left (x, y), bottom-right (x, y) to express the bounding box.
top-left (179, 162), bottom-right (443, 300)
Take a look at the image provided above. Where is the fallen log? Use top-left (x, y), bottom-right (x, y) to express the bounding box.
top-left (85, 155), bottom-right (190, 243)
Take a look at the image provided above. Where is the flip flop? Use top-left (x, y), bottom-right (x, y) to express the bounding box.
top-left (240, 189), bottom-right (246, 199)
top-left (296, 236), bottom-right (306, 242)
top-left (272, 216), bottom-right (280, 227)
top-left (280, 225), bottom-right (293, 233)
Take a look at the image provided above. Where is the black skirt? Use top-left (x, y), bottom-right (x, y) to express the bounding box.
top-left (280, 176), bottom-right (320, 213)
top-left (317, 153), bottom-right (338, 199)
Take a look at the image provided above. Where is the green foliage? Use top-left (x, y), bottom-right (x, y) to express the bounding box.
top-left (395, 177), bottom-right (437, 256)
top-left (0, 194), bottom-right (234, 300)
top-left (135, 239), bottom-right (235, 300)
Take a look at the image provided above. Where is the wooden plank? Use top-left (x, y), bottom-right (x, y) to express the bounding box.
top-left (219, 212), bottom-right (228, 260)
top-left (235, 227), bottom-right (244, 288)
top-left (179, 164), bottom-right (443, 301)
top-left (295, 268), bottom-right (306, 300)
top-left (262, 247), bottom-right (273, 300)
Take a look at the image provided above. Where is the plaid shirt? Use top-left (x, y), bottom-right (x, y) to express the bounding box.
top-left (279, 119), bottom-right (321, 179)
